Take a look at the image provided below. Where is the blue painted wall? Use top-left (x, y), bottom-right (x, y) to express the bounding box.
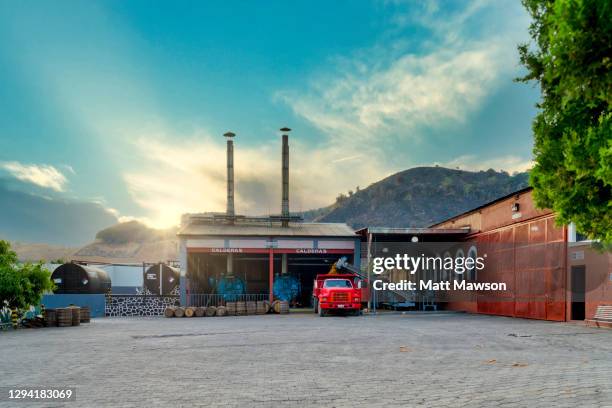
top-left (42, 294), bottom-right (106, 317)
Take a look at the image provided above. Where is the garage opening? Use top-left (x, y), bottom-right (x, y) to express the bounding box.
top-left (186, 251), bottom-right (353, 307)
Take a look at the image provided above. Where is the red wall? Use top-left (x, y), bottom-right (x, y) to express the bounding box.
top-left (437, 190), bottom-right (568, 321)
top-left (568, 243), bottom-right (612, 320)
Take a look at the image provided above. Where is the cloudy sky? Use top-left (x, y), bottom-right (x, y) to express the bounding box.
top-left (0, 0), bottom-right (538, 236)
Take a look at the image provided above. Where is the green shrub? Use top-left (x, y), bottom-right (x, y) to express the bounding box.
top-left (0, 240), bottom-right (54, 310)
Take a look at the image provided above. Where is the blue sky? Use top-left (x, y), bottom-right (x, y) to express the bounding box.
top-left (0, 0), bottom-right (538, 233)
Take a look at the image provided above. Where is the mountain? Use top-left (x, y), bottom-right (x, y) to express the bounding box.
top-left (12, 221), bottom-right (178, 263)
top-left (72, 221), bottom-right (178, 263)
top-left (0, 179), bottom-right (119, 246)
top-left (9, 242), bottom-right (79, 263)
top-left (302, 166), bottom-right (529, 228)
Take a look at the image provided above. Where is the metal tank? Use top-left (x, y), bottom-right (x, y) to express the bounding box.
top-left (52, 263), bottom-right (111, 294)
top-left (273, 274), bottom-right (301, 302)
top-left (217, 276), bottom-right (246, 301)
top-left (143, 263), bottom-right (180, 295)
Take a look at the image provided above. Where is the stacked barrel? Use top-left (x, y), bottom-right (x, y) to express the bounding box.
top-left (164, 300), bottom-right (289, 318)
top-left (56, 308), bottom-right (73, 327)
top-left (43, 306), bottom-right (91, 327)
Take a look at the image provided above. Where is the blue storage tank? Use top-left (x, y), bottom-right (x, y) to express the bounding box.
top-left (273, 274), bottom-right (300, 302)
top-left (217, 276), bottom-right (246, 301)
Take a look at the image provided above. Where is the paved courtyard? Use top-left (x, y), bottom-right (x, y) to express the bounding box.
top-left (2, 312), bottom-right (612, 407)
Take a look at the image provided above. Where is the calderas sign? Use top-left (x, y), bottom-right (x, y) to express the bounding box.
top-left (295, 249), bottom-right (328, 254)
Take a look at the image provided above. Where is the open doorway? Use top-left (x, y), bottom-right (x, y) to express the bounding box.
top-left (288, 254), bottom-right (351, 307)
top-left (571, 265), bottom-right (585, 320)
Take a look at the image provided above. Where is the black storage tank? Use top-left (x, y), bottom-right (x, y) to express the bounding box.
top-left (52, 263), bottom-right (111, 294)
top-left (144, 263), bottom-right (179, 295)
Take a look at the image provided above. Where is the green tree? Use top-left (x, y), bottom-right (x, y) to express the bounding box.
top-left (518, 0), bottom-right (612, 243)
top-left (0, 240), bottom-right (54, 309)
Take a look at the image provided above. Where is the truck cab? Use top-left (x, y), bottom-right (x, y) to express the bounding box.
top-left (313, 274), bottom-right (363, 316)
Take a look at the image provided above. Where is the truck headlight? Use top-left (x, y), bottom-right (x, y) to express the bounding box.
top-left (354, 298), bottom-right (360, 302)
top-left (322, 297), bottom-right (328, 302)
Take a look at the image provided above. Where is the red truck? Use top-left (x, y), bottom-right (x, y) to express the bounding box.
top-left (313, 273), bottom-right (365, 316)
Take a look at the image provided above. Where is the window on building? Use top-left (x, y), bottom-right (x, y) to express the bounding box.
top-left (576, 231), bottom-right (589, 242)
top-left (467, 246), bottom-right (478, 282)
top-left (455, 249), bottom-right (465, 282)
top-left (443, 251), bottom-right (452, 281)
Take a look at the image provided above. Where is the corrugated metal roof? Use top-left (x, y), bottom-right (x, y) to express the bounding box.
top-left (178, 222), bottom-right (356, 238)
top-left (355, 227), bottom-right (470, 235)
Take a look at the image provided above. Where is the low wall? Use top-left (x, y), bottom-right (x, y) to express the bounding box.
top-left (105, 295), bottom-right (179, 317)
top-left (42, 294), bottom-right (106, 317)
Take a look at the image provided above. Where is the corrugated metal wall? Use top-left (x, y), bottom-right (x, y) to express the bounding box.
top-left (436, 189), bottom-right (568, 322)
top-left (470, 215), bottom-right (566, 321)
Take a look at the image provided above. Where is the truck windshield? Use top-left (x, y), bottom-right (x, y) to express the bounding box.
top-left (323, 279), bottom-right (352, 288)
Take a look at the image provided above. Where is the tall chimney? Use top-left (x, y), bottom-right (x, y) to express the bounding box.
top-left (224, 131), bottom-right (236, 223)
top-left (280, 127), bottom-right (291, 227)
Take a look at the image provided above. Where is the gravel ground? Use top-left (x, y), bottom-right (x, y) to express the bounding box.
top-left (1, 312), bottom-right (612, 407)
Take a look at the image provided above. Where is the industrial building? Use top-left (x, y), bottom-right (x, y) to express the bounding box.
top-left (172, 128), bottom-right (611, 320)
top-left (177, 129), bottom-right (360, 307)
top-left (431, 187), bottom-right (611, 322)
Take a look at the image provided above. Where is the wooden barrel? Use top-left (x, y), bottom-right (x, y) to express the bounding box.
top-left (273, 300), bottom-right (289, 314)
top-left (205, 306), bottom-right (217, 317)
top-left (236, 301), bottom-right (247, 316)
top-left (164, 306), bottom-right (177, 318)
top-left (80, 306), bottom-right (91, 323)
top-left (184, 307), bottom-right (195, 318)
top-left (68, 306), bottom-right (81, 326)
top-left (195, 307), bottom-right (206, 317)
top-left (56, 308), bottom-right (72, 327)
top-left (216, 306), bottom-right (227, 317)
top-left (246, 301), bottom-right (256, 315)
top-left (174, 307), bottom-right (185, 318)
top-left (44, 308), bottom-right (57, 327)
top-left (226, 302), bottom-right (236, 316)
top-left (256, 301), bottom-right (267, 315)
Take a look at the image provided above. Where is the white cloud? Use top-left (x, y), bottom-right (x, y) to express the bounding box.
top-left (278, 1), bottom-right (529, 144)
top-left (1, 161), bottom-right (68, 191)
top-left (62, 164), bottom-right (76, 175)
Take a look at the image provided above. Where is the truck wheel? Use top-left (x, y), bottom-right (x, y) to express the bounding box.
top-left (318, 306), bottom-right (326, 317)
top-left (313, 298), bottom-right (319, 314)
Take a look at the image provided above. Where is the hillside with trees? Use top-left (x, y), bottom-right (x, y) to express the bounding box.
top-left (303, 166), bottom-right (529, 228)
